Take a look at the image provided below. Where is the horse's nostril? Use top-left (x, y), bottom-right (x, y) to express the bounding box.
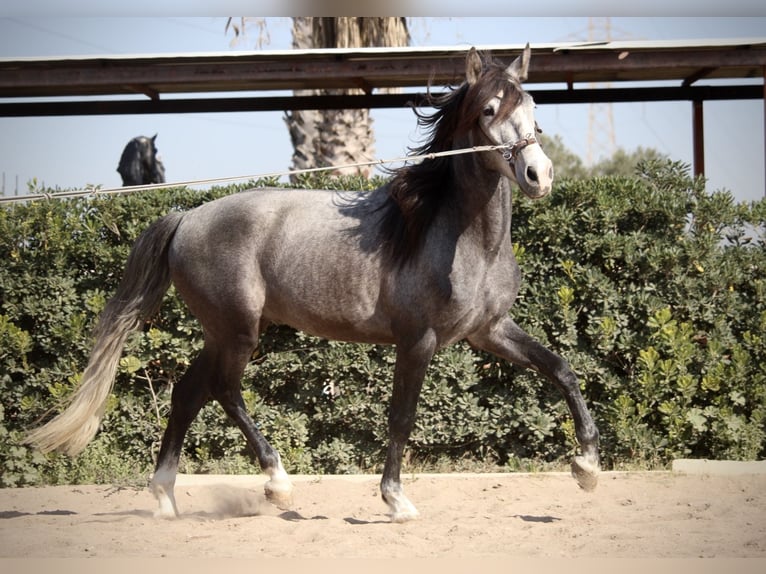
top-left (526, 165), bottom-right (539, 183)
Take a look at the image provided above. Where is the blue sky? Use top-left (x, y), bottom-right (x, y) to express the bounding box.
top-left (0, 17), bottom-right (764, 202)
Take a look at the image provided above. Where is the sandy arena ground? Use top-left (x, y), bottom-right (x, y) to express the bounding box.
top-left (1, 466), bottom-right (765, 561)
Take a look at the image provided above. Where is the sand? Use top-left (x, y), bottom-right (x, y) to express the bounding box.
top-left (1, 469), bottom-right (765, 560)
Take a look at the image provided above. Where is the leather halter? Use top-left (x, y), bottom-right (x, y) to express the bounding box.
top-left (502, 133), bottom-right (537, 165)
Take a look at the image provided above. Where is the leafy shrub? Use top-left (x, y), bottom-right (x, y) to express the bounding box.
top-left (1, 161), bottom-right (764, 485)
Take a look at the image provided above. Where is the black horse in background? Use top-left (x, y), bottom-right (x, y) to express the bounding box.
top-left (117, 134), bottom-right (166, 186)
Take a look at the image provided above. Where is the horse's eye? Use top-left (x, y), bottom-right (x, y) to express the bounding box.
top-left (535, 122), bottom-right (543, 134)
top-left (483, 107), bottom-right (495, 117)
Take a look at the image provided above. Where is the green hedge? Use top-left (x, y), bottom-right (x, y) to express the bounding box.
top-left (1, 162), bottom-right (764, 486)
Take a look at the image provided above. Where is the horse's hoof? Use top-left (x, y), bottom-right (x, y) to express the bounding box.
top-left (390, 508), bottom-right (419, 523)
top-left (265, 484), bottom-right (294, 510)
top-left (150, 481), bottom-right (179, 518)
top-left (153, 507), bottom-right (178, 519)
top-left (385, 494), bottom-right (420, 523)
top-left (571, 455), bottom-right (599, 492)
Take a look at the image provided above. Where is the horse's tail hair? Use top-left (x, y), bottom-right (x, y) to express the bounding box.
top-left (24, 211), bottom-right (185, 456)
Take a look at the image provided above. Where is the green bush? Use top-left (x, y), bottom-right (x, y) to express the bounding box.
top-left (1, 161), bottom-right (764, 485)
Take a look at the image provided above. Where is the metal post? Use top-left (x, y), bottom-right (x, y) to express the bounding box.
top-left (693, 99), bottom-right (705, 179)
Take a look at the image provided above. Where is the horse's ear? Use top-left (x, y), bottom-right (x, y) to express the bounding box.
top-left (508, 43), bottom-right (531, 82)
top-left (466, 47), bottom-right (483, 85)
top-left (151, 133), bottom-right (158, 143)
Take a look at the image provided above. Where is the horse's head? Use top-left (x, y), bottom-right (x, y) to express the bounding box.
top-left (466, 45), bottom-right (553, 199)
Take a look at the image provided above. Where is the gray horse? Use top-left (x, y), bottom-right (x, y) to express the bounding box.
top-left (26, 46), bottom-right (599, 522)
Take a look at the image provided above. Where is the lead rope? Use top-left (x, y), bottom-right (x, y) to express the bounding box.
top-left (0, 141), bottom-right (519, 205)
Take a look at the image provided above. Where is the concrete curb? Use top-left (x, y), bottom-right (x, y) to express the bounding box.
top-left (174, 472), bottom-right (527, 487)
top-left (671, 459), bottom-right (766, 475)
top-left (172, 470), bottom-right (618, 487)
top-left (171, 460), bottom-right (766, 487)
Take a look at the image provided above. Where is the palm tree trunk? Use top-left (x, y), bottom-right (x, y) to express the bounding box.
top-left (284, 17), bottom-right (410, 180)
top-left (284, 17), bottom-right (322, 177)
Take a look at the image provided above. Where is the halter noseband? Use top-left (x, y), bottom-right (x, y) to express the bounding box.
top-left (502, 133), bottom-right (537, 165)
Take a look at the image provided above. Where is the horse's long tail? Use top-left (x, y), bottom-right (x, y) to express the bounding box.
top-left (25, 211), bottom-right (185, 456)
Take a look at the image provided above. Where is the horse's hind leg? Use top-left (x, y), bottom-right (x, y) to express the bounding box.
top-left (468, 316), bottom-right (600, 491)
top-left (151, 350), bottom-right (213, 518)
top-left (212, 394), bottom-right (294, 509)
top-left (209, 343), bottom-right (294, 509)
top-left (151, 340), bottom-right (293, 517)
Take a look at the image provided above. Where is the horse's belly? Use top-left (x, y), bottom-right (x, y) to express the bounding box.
top-left (260, 252), bottom-right (394, 345)
top-left (263, 293), bottom-right (394, 345)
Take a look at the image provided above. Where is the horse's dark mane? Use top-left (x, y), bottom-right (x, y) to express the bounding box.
top-left (377, 56), bottom-right (524, 266)
top-left (117, 139), bottom-right (143, 186)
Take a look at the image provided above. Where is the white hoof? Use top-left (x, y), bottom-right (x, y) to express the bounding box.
top-left (391, 506), bottom-right (420, 523)
top-left (264, 480), bottom-right (294, 510)
top-left (264, 459), bottom-right (294, 510)
top-left (383, 487), bottom-right (420, 523)
top-left (150, 482), bottom-right (179, 518)
top-left (153, 504), bottom-right (178, 519)
top-left (571, 455), bottom-right (600, 492)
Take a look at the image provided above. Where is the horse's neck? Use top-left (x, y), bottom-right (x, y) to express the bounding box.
top-left (452, 156), bottom-right (514, 254)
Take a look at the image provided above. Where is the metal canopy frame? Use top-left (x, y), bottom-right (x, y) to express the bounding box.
top-left (1, 39), bottom-right (765, 182)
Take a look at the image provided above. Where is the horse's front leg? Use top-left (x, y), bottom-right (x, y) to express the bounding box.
top-left (380, 331), bottom-right (437, 522)
top-left (468, 316), bottom-right (600, 491)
